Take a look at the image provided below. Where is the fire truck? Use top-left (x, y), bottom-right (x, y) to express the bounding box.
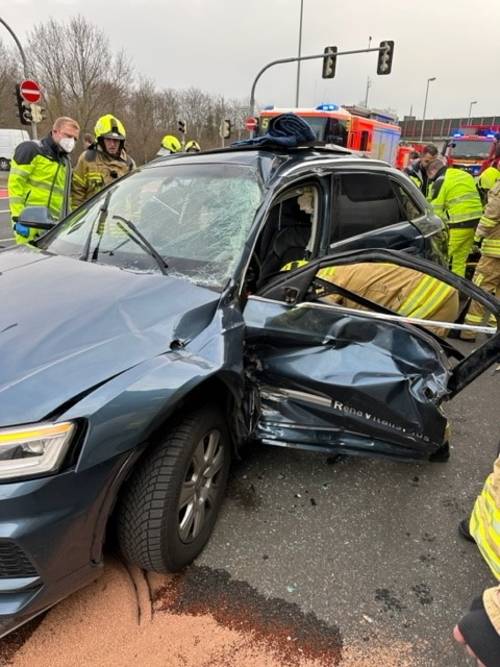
top-left (443, 125), bottom-right (500, 176)
top-left (258, 104), bottom-right (401, 166)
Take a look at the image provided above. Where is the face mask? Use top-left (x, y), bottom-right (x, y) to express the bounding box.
top-left (59, 137), bottom-right (76, 153)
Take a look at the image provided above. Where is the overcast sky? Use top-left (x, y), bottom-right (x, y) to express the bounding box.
top-left (2, 0), bottom-right (498, 119)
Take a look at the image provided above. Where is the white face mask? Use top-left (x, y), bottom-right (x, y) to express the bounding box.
top-left (59, 137), bottom-right (76, 153)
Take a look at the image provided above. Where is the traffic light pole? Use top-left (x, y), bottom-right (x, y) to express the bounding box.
top-left (249, 46), bottom-right (383, 117)
top-left (0, 17), bottom-right (37, 139)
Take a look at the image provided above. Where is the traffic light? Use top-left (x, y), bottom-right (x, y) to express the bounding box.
top-left (377, 40), bottom-right (395, 75)
top-left (221, 119), bottom-right (232, 139)
top-left (322, 46), bottom-right (337, 79)
top-left (178, 119), bottom-right (187, 134)
top-left (15, 84), bottom-right (32, 125)
top-left (30, 104), bottom-right (46, 124)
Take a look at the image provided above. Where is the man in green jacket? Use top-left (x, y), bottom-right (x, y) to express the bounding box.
top-left (427, 158), bottom-right (483, 277)
top-left (8, 116), bottom-right (80, 245)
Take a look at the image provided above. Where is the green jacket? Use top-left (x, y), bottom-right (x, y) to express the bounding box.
top-left (428, 167), bottom-right (483, 228)
top-left (8, 134), bottom-right (70, 244)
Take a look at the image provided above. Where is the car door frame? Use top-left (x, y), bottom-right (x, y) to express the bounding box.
top-left (324, 167), bottom-right (430, 259)
top-left (252, 247), bottom-right (500, 398)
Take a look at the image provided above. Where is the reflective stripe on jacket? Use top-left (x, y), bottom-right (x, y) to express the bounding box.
top-left (470, 456), bottom-right (500, 581)
top-left (316, 263), bottom-right (457, 320)
top-left (8, 134), bottom-right (68, 229)
top-left (72, 145), bottom-right (135, 209)
top-left (477, 181), bottom-right (500, 257)
top-left (428, 167), bottom-right (483, 226)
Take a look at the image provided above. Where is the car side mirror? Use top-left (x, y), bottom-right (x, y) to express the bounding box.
top-left (17, 206), bottom-right (56, 230)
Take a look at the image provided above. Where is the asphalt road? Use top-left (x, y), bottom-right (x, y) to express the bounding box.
top-left (194, 359), bottom-right (500, 666)
top-left (0, 168), bottom-right (498, 664)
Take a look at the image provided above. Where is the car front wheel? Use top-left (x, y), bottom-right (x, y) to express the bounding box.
top-left (117, 405), bottom-right (231, 572)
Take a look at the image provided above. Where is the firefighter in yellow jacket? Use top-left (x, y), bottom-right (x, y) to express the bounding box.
top-left (72, 115), bottom-right (135, 208)
top-left (282, 260), bottom-right (459, 337)
top-left (462, 180), bottom-right (500, 339)
top-left (454, 455), bottom-right (500, 665)
top-left (427, 159), bottom-right (483, 277)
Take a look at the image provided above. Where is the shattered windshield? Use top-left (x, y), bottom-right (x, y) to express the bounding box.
top-left (38, 162), bottom-right (263, 290)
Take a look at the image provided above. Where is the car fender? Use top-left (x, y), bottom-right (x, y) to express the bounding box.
top-left (60, 352), bottom-right (241, 473)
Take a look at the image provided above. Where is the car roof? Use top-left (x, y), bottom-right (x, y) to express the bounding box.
top-left (144, 144), bottom-right (397, 187)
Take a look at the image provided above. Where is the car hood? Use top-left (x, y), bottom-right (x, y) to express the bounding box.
top-left (0, 249), bottom-right (220, 427)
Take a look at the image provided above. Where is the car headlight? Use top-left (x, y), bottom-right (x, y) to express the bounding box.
top-left (0, 422), bottom-right (75, 480)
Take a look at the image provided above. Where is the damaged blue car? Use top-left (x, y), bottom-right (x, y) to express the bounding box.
top-left (0, 144), bottom-right (498, 637)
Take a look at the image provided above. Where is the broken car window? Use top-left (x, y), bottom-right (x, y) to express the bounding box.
top-left (38, 164), bottom-right (263, 290)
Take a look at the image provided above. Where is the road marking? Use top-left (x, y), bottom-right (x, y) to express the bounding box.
top-left (0, 209), bottom-right (10, 214)
top-left (0, 237), bottom-right (14, 242)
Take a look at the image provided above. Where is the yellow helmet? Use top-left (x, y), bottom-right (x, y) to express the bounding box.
top-left (94, 114), bottom-right (126, 141)
top-left (161, 134), bottom-right (182, 153)
top-left (185, 140), bottom-right (201, 153)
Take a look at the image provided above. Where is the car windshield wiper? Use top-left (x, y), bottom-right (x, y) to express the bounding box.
top-left (112, 215), bottom-right (168, 275)
top-left (80, 189), bottom-right (113, 262)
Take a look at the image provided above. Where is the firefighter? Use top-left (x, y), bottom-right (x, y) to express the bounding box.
top-left (462, 180), bottom-right (500, 340)
top-left (317, 263), bottom-right (459, 337)
top-left (8, 116), bottom-right (80, 244)
top-left (280, 261), bottom-right (459, 337)
top-left (404, 144), bottom-right (438, 195)
top-left (156, 134), bottom-right (182, 157)
top-left (477, 144), bottom-right (500, 205)
top-left (453, 455), bottom-right (500, 667)
top-left (72, 115), bottom-right (135, 208)
top-left (185, 140), bottom-right (201, 153)
top-left (427, 158), bottom-right (483, 277)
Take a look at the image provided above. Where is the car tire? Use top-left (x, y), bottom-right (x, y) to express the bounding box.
top-left (117, 405), bottom-right (231, 572)
top-left (0, 158), bottom-right (9, 171)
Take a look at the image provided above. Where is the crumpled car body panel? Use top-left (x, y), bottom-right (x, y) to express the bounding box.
top-left (244, 296), bottom-right (451, 460)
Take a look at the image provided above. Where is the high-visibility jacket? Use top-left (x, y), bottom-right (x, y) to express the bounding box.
top-left (470, 456), bottom-right (500, 581)
top-left (476, 181), bottom-right (500, 258)
top-left (477, 165), bottom-right (500, 206)
top-left (281, 261), bottom-right (458, 334)
top-left (8, 134), bottom-right (69, 244)
top-left (478, 166), bottom-right (500, 194)
top-left (72, 145), bottom-right (135, 208)
top-left (428, 167), bottom-right (483, 228)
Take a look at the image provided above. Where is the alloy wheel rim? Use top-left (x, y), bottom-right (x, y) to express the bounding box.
top-left (178, 429), bottom-right (224, 544)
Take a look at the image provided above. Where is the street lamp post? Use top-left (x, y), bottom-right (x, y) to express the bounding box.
top-left (467, 100), bottom-right (477, 124)
top-left (295, 0), bottom-right (304, 107)
top-left (363, 35), bottom-right (372, 107)
top-left (0, 17), bottom-right (37, 139)
top-left (420, 76), bottom-right (436, 142)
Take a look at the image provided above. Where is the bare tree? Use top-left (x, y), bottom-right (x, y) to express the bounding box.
top-left (18, 16), bottom-right (248, 162)
top-left (27, 16), bottom-right (133, 130)
top-left (0, 41), bottom-right (21, 127)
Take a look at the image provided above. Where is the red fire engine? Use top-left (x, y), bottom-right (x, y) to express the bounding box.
top-left (444, 125), bottom-right (500, 175)
top-left (258, 104), bottom-right (402, 166)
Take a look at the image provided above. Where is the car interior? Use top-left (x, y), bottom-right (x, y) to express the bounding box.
top-left (247, 182), bottom-right (320, 292)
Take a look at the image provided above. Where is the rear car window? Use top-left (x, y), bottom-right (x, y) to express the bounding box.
top-left (332, 173), bottom-right (405, 241)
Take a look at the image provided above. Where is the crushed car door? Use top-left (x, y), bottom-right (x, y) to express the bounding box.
top-left (243, 248), bottom-right (500, 462)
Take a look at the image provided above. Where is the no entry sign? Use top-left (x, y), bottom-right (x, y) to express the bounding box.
top-left (19, 79), bottom-right (42, 104)
top-left (245, 116), bottom-right (258, 132)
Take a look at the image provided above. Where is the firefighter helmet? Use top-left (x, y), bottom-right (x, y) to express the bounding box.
top-left (185, 140), bottom-right (201, 153)
top-left (94, 115), bottom-right (126, 141)
top-left (161, 135), bottom-right (182, 153)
